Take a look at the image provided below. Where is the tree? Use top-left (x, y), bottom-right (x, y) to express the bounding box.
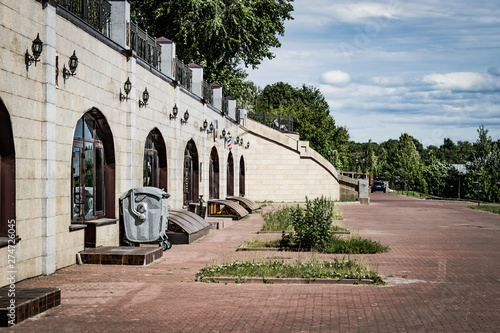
top-left (130, 0), bottom-right (294, 92)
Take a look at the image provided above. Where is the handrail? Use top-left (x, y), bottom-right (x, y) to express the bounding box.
top-left (130, 22), bottom-right (162, 71)
top-left (203, 81), bottom-right (213, 105)
top-left (58, 0), bottom-right (111, 37)
top-left (248, 113), bottom-right (294, 132)
top-left (174, 58), bottom-right (192, 90)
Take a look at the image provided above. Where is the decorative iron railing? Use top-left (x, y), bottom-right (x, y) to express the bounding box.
top-left (248, 113), bottom-right (294, 132)
top-left (174, 58), bottom-right (192, 90)
top-left (203, 81), bottom-right (213, 105)
top-left (222, 96), bottom-right (229, 116)
top-left (130, 22), bottom-right (161, 70)
top-left (59, 0), bottom-right (111, 37)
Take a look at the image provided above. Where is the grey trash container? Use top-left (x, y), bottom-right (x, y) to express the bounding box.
top-left (119, 187), bottom-right (171, 251)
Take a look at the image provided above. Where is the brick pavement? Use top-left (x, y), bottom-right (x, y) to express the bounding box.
top-left (7, 194), bottom-right (500, 332)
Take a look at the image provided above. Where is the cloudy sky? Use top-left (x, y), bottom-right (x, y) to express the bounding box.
top-left (246, 0), bottom-right (500, 146)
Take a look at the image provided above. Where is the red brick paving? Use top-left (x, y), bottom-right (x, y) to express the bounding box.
top-left (8, 193), bottom-right (500, 332)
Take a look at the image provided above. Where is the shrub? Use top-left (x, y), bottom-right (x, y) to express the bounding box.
top-left (291, 196), bottom-right (335, 251)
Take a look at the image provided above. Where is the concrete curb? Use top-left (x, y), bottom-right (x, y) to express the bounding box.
top-left (198, 277), bottom-right (374, 285)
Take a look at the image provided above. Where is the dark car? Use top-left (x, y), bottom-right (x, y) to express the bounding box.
top-left (371, 181), bottom-right (386, 193)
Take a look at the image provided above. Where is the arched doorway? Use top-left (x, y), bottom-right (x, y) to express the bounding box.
top-left (239, 156), bottom-right (245, 197)
top-left (183, 139), bottom-right (199, 207)
top-left (209, 147), bottom-right (219, 199)
top-left (143, 129), bottom-right (167, 190)
top-left (71, 109), bottom-right (115, 223)
top-left (227, 152), bottom-right (234, 197)
top-left (0, 99), bottom-right (15, 237)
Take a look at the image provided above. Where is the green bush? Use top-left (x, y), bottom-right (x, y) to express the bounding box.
top-left (261, 205), bottom-right (295, 231)
top-left (291, 196), bottom-right (335, 251)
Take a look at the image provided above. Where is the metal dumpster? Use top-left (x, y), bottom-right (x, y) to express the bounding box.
top-left (119, 187), bottom-right (171, 251)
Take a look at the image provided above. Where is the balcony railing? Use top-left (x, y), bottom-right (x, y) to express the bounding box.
top-left (248, 113), bottom-right (294, 132)
top-left (130, 22), bottom-right (161, 71)
top-left (175, 58), bottom-right (192, 90)
top-left (59, 0), bottom-right (111, 37)
top-left (203, 81), bottom-right (213, 105)
top-left (222, 96), bottom-right (229, 116)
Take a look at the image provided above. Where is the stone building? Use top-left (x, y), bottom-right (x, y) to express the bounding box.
top-left (0, 0), bottom-right (339, 286)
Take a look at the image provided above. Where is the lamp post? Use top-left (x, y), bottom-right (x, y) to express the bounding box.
top-left (473, 172), bottom-right (482, 206)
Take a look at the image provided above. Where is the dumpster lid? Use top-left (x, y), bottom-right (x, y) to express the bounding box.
top-left (169, 209), bottom-right (210, 234)
top-left (119, 187), bottom-right (170, 201)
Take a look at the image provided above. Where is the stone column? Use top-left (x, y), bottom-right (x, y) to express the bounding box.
top-left (41, 2), bottom-right (57, 275)
top-left (109, 0), bottom-right (130, 49)
top-left (157, 37), bottom-right (175, 78)
top-left (189, 63), bottom-right (203, 97)
top-left (211, 83), bottom-right (222, 111)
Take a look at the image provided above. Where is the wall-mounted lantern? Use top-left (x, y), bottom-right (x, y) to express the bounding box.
top-left (207, 122), bottom-right (214, 134)
top-left (25, 33), bottom-right (43, 72)
top-left (63, 51), bottom-right (79, 83)
top-left (139, 88), bottom-right (149, 108)
top-left (169, 104), bottom-right (178, 120)
top-left (181, 109), bottom-right (189, 125)
top-left (245, 141), bottom-right (250, 149)
top-left (120, 77), bottom-right (132, 102)
top-left (219, 129), bottom-right (226, 139)
top-left (200, 119), bottom-right (208, 132)
top-left (235, 136), bottom-right (240, 145)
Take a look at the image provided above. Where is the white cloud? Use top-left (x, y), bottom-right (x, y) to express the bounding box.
top-left (422, 72), bottom-right (497, 91)
top-left (320, 70), bottom-right (351, 85)
top-left (370, 76), bottom-right (405, 86)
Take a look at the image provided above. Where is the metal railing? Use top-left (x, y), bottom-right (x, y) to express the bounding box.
top-left (248, 113), bottom-right (294, 132)
top-left (59, 0), bottom-right (111, 37)
top-left (222, 96), bottom-right (229, 116)
top-left (130, 22), bottom-right (161, 70)
top-left (203, 81), bottom-right (213, 105)
top-left (175, 58), bottom-right (192, 90)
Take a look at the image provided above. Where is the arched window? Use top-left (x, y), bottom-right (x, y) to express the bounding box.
top-left (239, 156), bottom-right (245, 197)
top-left (209, 147), bottom-right (219, 199)
top-left (143, 129), bottom-right (167, 190)
top-left (0, 99), bottom-right (15, 239)
top-left (227, 152), bottom-right (234, 197)
top-left (183, 140), bottom-right (199, 207)
top-left (71, 111), bottom-right (115, 222)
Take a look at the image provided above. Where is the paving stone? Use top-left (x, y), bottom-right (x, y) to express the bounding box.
top-left (11, 194), bottom-right (500, 332)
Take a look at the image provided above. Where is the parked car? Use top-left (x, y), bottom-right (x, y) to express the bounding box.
top-left (371, 181), bottom-right (387, 193)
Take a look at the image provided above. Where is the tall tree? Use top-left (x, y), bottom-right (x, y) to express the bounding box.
top-left (130, 0), bottom-right (294, 91)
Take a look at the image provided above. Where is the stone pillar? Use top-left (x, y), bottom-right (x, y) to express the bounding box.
top-left (109, 0), bottom-right (130, 49)
top-left (189, 63), bottom-right (203, 97)
top-left (157, 37), bottom-right (175, 78)
top-left (238, 108), bottom-right (247, 127)
top-left (211, 83), bottom-right (222, 110)
top-left (226, 96), bottom-right (236, 120)
top-left (41, 2), bottom-right (57, 275)
top-left (358, 179), bottom-right (370, 204)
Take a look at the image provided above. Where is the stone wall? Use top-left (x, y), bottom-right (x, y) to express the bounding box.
top-left (0, 0), bottom-right (340, 286)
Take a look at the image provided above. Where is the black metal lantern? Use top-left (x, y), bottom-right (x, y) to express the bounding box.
top-left (245, 141), bottom-right (250, 149)
top-left (207, 122), bottom-right (214, 134)
top-left (139, 88), bottom-right (149, 108)
top-left (63, 50), bottom-right (79, 83)
top-left (170, 104), bottom-right (178, 120)
top-left (181, 109), bottom-right (189, 124)
top-left (235, 136), bottom-right (240, 144)
top-left (120, 77), bottom-right (132, 102)
top-left (200, 119), bottom-right (208, 132)
top-left (25, 33), bottom-right (43, 71)
top-left (220, 129), bottom-right (226, 139)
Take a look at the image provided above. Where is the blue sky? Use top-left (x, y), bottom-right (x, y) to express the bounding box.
top-left (246, 0), bottom-right (500, 146)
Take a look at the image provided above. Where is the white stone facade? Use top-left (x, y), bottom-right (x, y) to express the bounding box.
top-left (0, 0), bottom-right (339, 286)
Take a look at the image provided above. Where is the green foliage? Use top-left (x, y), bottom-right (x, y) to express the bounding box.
top-left (468, 205), bottom-right (500, 215)
top-left (196, 257), bottom-right (383, 282)
top-left (130, 0), bottom-right (294, 90)
top-left (291, 196), bottom-right (335, 251)
top-left (251, 82), bottom-right (350, 167)
top-left (261, 206), bottom-right (295, 232)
